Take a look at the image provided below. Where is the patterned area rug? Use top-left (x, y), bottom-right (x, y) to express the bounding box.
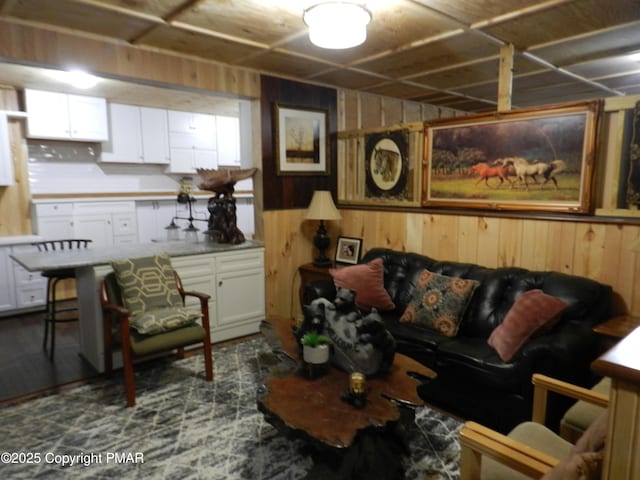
top-left (0, 338), bottom-right (461, 479)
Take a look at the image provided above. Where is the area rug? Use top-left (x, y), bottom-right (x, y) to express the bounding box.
top-left (0, 338), bottom-right (461, 479)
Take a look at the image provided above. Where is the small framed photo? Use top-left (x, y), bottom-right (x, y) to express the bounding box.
top-left (335, 237), bottom-right (362, 265)
top-left (274, 103), bottom-right (329, 176)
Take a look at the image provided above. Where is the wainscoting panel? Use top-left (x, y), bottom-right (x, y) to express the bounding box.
top-left (265, 209), bottom-right (640, 319)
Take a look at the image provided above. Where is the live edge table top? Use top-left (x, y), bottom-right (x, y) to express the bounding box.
top-left (257, 316), bottom-right (437, 449)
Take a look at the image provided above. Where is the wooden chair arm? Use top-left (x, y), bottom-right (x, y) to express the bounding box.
top-left (531, 373), bottom-right (609, 424)
top-left (182, 290), bottom-right (211, 302)
top-left (102, 302), bottom-right (130, 317)
top-left (459, 421), bottom-right (559, 480)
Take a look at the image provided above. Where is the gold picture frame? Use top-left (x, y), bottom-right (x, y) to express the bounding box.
top-left (423, 100), bottom-right (602, 213)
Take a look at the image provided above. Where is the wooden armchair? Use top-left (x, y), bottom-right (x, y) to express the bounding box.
top-left (100, 261), bottom-right (213, 407)
top-left (459, 373), bottom-right (609, 480)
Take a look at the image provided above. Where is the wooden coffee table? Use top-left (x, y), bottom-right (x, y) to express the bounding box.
top-left (257, 316), bottom-right (437, 475)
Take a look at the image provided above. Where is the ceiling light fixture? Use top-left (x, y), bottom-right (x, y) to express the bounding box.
top-left (303, 1), bottom-right (372, 49)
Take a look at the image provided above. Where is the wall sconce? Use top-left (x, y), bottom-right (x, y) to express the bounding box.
top-left (303, 1), bottom-right (372, 49)
top-left (305, 190), bottom-right (342, 267)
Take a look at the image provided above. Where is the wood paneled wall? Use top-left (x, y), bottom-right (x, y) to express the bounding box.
top-left (265, 91), bottom-right (640, 321)
top-left (0, 21), bottom-right (260, 99)
top-left (260, 76), bottom-right (337, 210)
top-left (265, 209), bottom-right (640, 320)
top-left (0, 88), bottom-right (31, 235)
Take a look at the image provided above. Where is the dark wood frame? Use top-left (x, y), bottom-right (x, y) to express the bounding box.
top-left (335, 236), bottom-right (362, 265)
top-left (274, 103), bottom-right (329, 176)
top-left (422, 100), bottom-right (602, 214)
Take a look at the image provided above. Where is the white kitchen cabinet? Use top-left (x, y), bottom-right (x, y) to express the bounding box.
top-left (215, 249), bottom-right (265, 336)
top-left (33, 203), bottom-right (74, 240)
top-left (25, 89), bottom-right (108, 141)
top-left (11, 244), bottom-right (46, 309)
top-left (0, 247), bottom-right (17, 312)
top-left (0, 241), bottom-right (47, 315)
top-left (216, 115), bottom-right (240, 166)
top-left (172, 248), bottom-right (264, 342)
top-left (101, 104), bottom-right (169, 164)
top-left (73, 202), bottom-right (138, 247)
top-left (0, 113), bottom-right (14, 186)
top-left (166, 110), bottom-right (217, 174)
top-left (136, 200), bottom-right (183, 243)
top-left (33, 201), bottom-right (137, 247)
top-left (140, 107), bottom-right (170, 164)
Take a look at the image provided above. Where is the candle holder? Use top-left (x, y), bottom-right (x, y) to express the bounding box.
top-left (341, 372), bottom-right (368, 409)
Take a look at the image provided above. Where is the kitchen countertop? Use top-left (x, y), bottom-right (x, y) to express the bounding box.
top-left (10, 239), bottom-right (264, 272)
top-left (0, 235), bottom-right (43, 247)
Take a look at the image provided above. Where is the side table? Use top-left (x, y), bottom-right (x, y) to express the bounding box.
top-left (298, 262), bottom-right (334, 306)
top-left (593, 315), bottom-right (640, 351)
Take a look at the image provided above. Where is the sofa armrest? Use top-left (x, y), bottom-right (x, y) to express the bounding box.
top-left (302, 279), bottom-right (336, 306)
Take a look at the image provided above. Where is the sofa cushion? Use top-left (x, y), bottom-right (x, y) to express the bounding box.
top-left (488, 289), bottom-right (568, 362)
top-left (330, 258), bottom-right (395, 311)
top-left (399, 269), bottom-right (479, 336)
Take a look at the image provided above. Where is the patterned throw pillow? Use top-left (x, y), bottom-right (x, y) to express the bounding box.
top-left (399, 269), bottom-right (479, 337)
top-left (111, 254), bottom-right (197, 335)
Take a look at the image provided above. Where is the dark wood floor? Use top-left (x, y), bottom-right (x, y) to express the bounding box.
top-left (0, 302), bottom-right (97, 404)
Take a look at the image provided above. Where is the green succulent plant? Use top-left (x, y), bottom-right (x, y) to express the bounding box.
top-left (301, 331), bottom-right (331, 347)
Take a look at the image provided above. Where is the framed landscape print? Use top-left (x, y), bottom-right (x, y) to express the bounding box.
top-left (274, 104), bottom-right (329, 175)
top-left (422, 100), bottom-right (601, 213)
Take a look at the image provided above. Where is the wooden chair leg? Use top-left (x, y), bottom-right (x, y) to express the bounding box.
top-left (119, 319), bottom-right (136, 407)
top-left (203, 340), bottom-right (213, 381)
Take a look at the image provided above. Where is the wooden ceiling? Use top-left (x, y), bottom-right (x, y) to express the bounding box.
top-left (1, 0), bottom-right (639, 113)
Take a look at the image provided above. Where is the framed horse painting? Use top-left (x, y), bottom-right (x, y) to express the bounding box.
top-left (422, 100), bottom-right (602, 213)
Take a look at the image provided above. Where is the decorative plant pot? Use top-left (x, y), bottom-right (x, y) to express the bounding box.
top-left (303, 344), bottom-right (330, 364)
top-left (302, 344), bottom-right (330, 379)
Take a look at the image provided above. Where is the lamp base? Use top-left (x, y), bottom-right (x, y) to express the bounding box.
top-left (313, 220), bottom-right (332, 268)
top-left (312, 256), bottom-right (332, 268)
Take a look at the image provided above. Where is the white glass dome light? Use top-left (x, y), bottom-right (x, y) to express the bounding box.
top-left (303, 2), bottom-right (372, 50)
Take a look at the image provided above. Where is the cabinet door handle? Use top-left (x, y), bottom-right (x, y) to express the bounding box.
top-left (218, 281), bottom-right (223, 286)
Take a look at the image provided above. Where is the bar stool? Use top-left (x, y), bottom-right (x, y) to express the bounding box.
top-left (32, 239), bottom-right (92, 360)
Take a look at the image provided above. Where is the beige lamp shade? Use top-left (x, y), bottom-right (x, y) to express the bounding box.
top-left (305, 191), bottom-right (342, 221)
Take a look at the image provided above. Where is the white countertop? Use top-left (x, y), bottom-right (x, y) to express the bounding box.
top-left (10, 239), bottom-right (264, 272)
top-left (0, 235), bottom-right (43, 247)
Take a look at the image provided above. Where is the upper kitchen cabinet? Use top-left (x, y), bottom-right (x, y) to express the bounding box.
top-left (166, 110), bottom-right (217, 174)
top-left (0, 113), bottom-right (14, 186)
top-left (215, 115), bottom-right (240, 167)
top-left (25, 89), bottom-right (108, 141)
top-left (101, 104), bottom-right (170, 164)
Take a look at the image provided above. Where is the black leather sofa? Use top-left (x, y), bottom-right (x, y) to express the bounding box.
top-left (303, 248), bottom-right (613, 433)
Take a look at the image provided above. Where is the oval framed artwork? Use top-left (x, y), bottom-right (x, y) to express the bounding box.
top-left (365, 131), bottom-right (408, 198)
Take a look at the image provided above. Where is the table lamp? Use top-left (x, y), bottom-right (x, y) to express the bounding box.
top-left (305, 190), bottom-right (341, 267)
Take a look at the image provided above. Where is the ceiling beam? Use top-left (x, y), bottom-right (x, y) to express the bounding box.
top-left (498, 44), bottom-right (514, 112)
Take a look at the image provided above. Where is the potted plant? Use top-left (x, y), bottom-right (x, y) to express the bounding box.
top-left (301, 331), bottom-right (331, 365)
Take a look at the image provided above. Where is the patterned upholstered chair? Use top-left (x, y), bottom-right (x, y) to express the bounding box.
top-left (100, 254), bottom-right (213, 406)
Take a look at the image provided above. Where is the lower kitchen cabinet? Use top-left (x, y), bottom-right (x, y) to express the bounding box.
top-left (0, 242), bottom-right (47, 315)
top-left (171, 248), bottom-right (265, 342)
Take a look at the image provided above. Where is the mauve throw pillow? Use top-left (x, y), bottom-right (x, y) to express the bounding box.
top-left (330, 258), bottom-right (395, 311)
top-left (488, 289), bottom-right (568, 362)
top-left (399, 269), bottom-right (479, 337)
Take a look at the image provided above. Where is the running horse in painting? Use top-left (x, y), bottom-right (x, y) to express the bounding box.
top-left (495, 157), bottom-right (566, 190)
top-left (468, 162), bottom-right (512, 188)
